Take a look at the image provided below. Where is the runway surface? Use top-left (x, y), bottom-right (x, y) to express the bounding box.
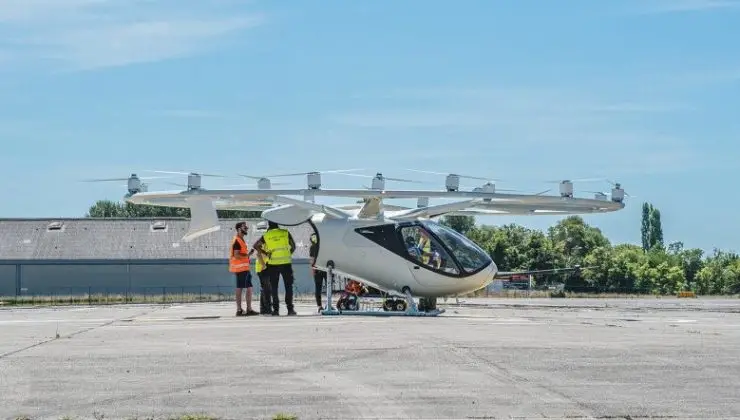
top-left (1, 297), bottom-right (739, 419)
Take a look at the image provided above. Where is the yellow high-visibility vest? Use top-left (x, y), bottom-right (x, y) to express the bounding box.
top-left (255, 252), bottom-right (269, 273)
top-left (263, 228), bottom-right (292, 265)
top-left (419, 237), bottom-right (431, 264)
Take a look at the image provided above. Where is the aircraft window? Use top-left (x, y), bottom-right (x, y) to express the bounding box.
top-left (399, 226), bottom-right (459, 275)
top-left (354, 224), bottom-right (402, 252)
top-left (423, 220), bottom-right (491, 273)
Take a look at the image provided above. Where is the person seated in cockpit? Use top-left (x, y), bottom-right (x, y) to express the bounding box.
top-left (417, 230), bottom-right (442, 268)
top-left (405, 233), bottom-right (440, 268)
top-left (405, 236), bottom-right (422, 260)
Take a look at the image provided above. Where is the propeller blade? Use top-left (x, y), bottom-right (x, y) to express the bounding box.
top-left (459, 185), bottom-right (520, 191)
top-left (81, 175), bottom-right (171, 182)
top-left (143, 169), bottom-right (230, 178)
top-left (165, 182), bottom-right (188, 188)
top-left (545, 177), bottom-right (605, 183)
top-left (405, 169), bottom-right (501, 182)
top-left (384, 176), bottom-right (425, 184)
top-left (340, 173), bottom-right (373, 179)
top-left (222, 182), bottom-right (292, 187)
top-left (236, 174), bottom-right (265, 180)
top-left (261, 168), bottom-right (365, 178)
top-left (339, 173), bottom-right (426, 184)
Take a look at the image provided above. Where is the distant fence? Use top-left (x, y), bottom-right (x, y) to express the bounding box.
top-left (1, 260), bottom-right (723, 305)
top-left (0, 284), bottom-right (325, 306)
top-left (0, 259), bottom-right (314, 299)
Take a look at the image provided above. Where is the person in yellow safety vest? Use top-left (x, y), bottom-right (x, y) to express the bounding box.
top-left (254, 221), bottom-right (297, 316)
top-left (417, 229), bottom-right (442, 269)
top-left (418, 229), bottom-right (433, 265)
top-left (250, 240), bottom-right (272, 315)
top-left (230, 222), bottom-right (257, 316)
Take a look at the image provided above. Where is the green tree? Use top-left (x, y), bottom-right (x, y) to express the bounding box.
top-left (641, 202), bottom-right (664, 251)
top-left (547, 216), bottom-right (610, 265)
top-left (440, 215), bottom-right (475, 235)
top-left (85, 200), bottom-right (261, 219)
top-left (641, 202), bottom-right (651, 251)
top-left (648, 206), bottom-right (664, 250)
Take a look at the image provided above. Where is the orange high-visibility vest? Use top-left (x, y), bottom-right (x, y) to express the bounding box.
top-left (229, 235), bottom-right (250, 273)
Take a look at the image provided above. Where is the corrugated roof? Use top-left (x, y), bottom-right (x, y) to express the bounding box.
top-left (0, 218), bottom-right (314, 260)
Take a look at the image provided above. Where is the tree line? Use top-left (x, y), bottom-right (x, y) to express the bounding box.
top-left (439, 207), bottom-right (738, 296)
top-left (86, 199), bottom-right (739, 295)
top-left (86, 200), bottom-right (261, 219)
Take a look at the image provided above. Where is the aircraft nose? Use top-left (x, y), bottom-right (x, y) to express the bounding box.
top-left (490, 259), bottom-right (498, 277)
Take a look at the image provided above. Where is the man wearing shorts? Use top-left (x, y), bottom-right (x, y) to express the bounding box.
top-left (230, 222), bottom-right (258, 316)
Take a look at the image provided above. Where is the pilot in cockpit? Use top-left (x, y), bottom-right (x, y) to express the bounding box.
top-left (405, 231), bottom-right (441, 268)
top-left (405, 236), bottom-right (422, 260)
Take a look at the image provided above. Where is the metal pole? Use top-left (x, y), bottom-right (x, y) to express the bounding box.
top-left (325, 268), bottom-right (333, 311)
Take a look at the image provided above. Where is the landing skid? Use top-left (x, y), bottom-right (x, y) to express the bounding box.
top-left (320, 265), bottom-right (445, 317)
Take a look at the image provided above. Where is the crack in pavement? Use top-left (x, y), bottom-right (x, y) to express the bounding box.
top-left (0, 306), bottom-right (167, 360)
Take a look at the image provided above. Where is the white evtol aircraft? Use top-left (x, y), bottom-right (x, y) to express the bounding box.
top-left (100, 169), bottom-right (627, 316)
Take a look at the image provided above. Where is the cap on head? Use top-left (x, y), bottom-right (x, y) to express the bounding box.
top-left (268, 221), bottom-right (279, 229)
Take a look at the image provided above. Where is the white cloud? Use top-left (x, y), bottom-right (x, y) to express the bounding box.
top-left (0, 0), bottom-right (265, 71)
top-left (330, 87), bottom-right (691, 130)
top-left (326, 86), bottom-right (704, 177)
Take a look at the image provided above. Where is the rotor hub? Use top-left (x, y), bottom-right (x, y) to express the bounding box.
top-left (127, 174), bottom-right (142, 195)
top-left (611, 185), bottom-right (624, 202)
top-left (445, 174), bottom-right (460, 191)
top-left (559, 180), bottom-right (573, 198)
top-left (307, 172), bottom-right (321, 189)
top-left (187, 173), bottom-right (201, 190)
top-left (258, 178), bottom-right (271, 189)
top-left (371, 174), bottom-right (385, 190)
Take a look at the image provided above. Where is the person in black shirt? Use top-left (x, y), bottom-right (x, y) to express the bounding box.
top-left (308, 233), bottom-right (326, 312)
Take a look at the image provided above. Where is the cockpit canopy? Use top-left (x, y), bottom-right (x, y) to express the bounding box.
top-left (354, 220), bottom-right (492, 277)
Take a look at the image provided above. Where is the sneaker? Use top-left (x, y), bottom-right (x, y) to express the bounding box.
top-left (287, 310), bottom-right (297, 316)
top-left (272, 310), bottom-right (279, 316)
top-left (236, 309), bottom-right (244, 316)
top-left (246, 309), bottom-right (259, 316)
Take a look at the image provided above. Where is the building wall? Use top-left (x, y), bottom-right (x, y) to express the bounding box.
top-left (0, 264), bottom-right (16, 296)
top-left (0, 218), bottom-right (320, 299)
top-left (0, 260), bottom-right (316, 297)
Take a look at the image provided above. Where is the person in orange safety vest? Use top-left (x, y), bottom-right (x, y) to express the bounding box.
top-left (230, 222), bottom-right (257, 316)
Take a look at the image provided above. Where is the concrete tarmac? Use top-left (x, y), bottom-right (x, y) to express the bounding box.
top-left (1, 297), bottom-right (739, 419)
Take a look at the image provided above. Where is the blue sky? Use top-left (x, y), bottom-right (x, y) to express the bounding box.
top-left (1, 0), bottom-right (738, 254)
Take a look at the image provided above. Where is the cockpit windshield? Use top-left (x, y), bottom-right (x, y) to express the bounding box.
top-left (422, 220), bottom-right (491, 273)
top-left (399, 225), bottom-right (460, 275)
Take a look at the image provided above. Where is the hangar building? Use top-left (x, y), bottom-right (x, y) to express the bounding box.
top-left (0, 218), bottom-right (316, 299)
